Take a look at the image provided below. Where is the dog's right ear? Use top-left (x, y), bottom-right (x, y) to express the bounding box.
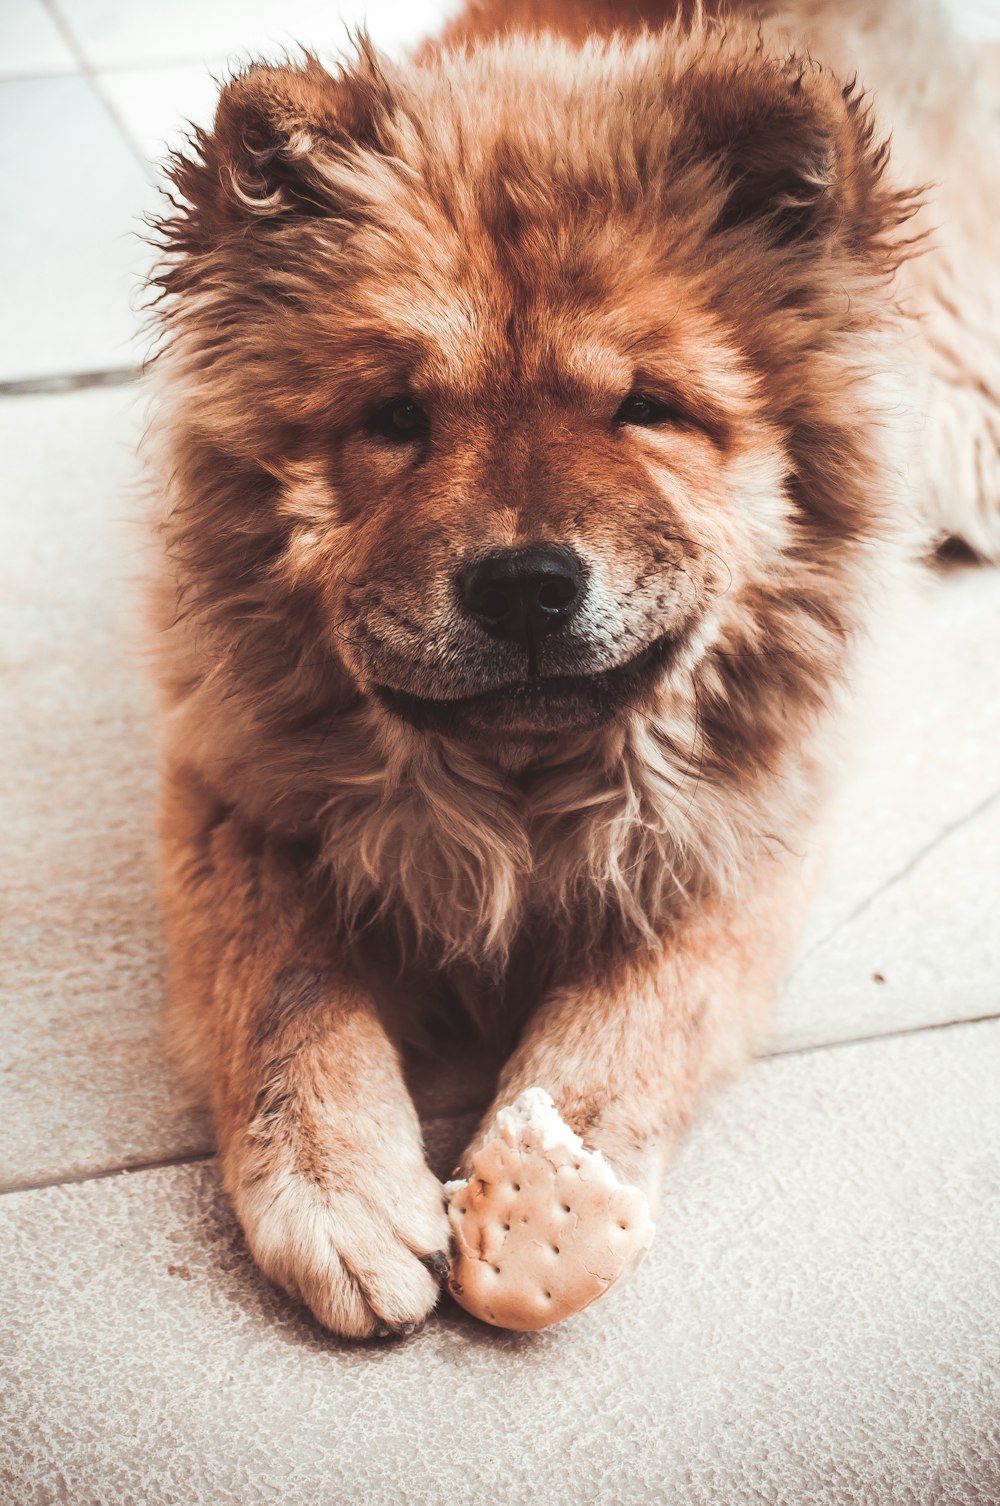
top-left (161, 46), bottom-right (396, 255)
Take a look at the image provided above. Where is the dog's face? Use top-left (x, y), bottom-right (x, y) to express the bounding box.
top-left (157, 32), bottom-right (910, 746)
top-left (303, 237), bottom-right (774, 740)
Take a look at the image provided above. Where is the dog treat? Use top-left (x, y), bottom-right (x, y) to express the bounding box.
top-left (444, 1088), bottom-right (655, 1331)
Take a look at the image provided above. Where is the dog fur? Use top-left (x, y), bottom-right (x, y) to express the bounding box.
top-left (147, 0), bottom-right (1000, 1337)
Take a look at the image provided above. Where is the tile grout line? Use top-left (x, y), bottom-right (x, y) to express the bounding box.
top-left (0, 56), bottom-right (230, 84)
top-left (36, 0), bottom-right (92, 74)
top-left (30, 3), bottom-right (171, 349)
top-left (3, 1010), bottom-right (997, 1201)
top-left (789, 782), bottom-right (1000, 972)
top-left (1, 1149), bottom-right (217, 1200)
top-left (0, 368), bottom-right (139, 398)
top-left (761, 1008), bottom-right (1000, 1061)
top-left (38, 0), bottom-right (152, 175)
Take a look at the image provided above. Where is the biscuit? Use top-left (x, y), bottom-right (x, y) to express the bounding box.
top-left (444, 1088), bottom-right (655, 1331)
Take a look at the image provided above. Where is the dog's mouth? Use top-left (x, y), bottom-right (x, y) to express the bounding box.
top-left (371, 630), bottom-right (687, 737)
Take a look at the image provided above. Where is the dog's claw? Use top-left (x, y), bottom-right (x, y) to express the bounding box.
top-left (423, 1249), bottom-right (452, 1283)
top-left (372, 1317), bottom-right (424, 1340)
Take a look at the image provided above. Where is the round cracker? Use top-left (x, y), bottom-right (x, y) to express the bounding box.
top-left (445, 1089), bottom-right (655, 1331)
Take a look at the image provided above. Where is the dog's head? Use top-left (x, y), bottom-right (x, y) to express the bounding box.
top-left (154, 28), bottom-right (915, 750)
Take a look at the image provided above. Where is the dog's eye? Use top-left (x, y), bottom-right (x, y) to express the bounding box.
top-left (367, 398), bottom-right (430, 444)
top-left (613, 392), bottom-right (681, 428)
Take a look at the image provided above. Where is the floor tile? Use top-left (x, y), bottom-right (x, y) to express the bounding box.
top-left (0, 76), bottom-right (155, 382)
top-left (778, 791), bottom-right (1000, 1050)
top-left (2, 1021), bottom-right (997, 1506)
top-left (0, 388), bottom-right (211, 1191)
top-left (96, 63), bottom-right (221, 168)
top-left (0, 0), bottom-right (78, 78)
top-left (807, 566), bottom-right (1000, 939)
top-left (949, 0), bottom-right (1000, 38)
top-left (52, 0), bottom-right (461, 71)
top-left (775, 564), bottom-right (1000, 1050)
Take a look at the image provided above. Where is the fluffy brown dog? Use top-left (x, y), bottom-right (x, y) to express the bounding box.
top-left (148, 0), bottom-right (999, 1336)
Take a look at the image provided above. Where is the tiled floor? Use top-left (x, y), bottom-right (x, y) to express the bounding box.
top-left (1, 4), bottom-right (998, 1504)
top-left (4, 1026), bottom-right (998, 1506)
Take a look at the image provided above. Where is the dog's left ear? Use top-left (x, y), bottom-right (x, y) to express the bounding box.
top-left (680, 51), bottom-right (918, 263)
top-left (160, 44), bottom-right (397, 256)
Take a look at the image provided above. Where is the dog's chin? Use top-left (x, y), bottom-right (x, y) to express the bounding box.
top-left (370, 631), bottom-right (687, 740)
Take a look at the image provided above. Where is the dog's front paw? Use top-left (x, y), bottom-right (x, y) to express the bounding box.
top-left (233, 1145), bottom-right (451, 1339)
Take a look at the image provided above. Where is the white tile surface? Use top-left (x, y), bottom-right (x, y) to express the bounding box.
top-left (52, 0), bottom-right (461, 71)
top-left (777, 790), bottom-right (1000, 1050)
top-left (2, 1021), bottom-right (997, 1505)
top-left (97, 62), bottom-right (220, 167)
top-left (806, 566), bottom-right (1000, 943)
top-left (0, 387), bottom-right (212, 1190)
top-left (949, 0), bottom-right (1000, 38)
top-left (774, 563), bottom-right (1000, 1050)
top-left (0, 76), bottom-right (155, 380)
top-left (0, 0), bottom-right (78, 78)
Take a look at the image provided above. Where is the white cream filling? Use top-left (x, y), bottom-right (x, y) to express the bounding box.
top-left (443, 1086), bottom-right (620, 1196)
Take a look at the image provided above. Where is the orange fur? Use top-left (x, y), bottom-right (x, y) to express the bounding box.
top-left (145, 0), bottom-right (995, 1336)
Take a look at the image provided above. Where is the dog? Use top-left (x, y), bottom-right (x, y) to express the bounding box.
top-left (147, 0), bottom-right (1000, 1337)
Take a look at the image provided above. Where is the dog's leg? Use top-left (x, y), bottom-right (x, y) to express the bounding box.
top-left (447, 853), bottom-right (812, 1326)
top-left (470, 853), bottom-right (809, 1191)
top-left (160, 769), bottom-right (450, 1339)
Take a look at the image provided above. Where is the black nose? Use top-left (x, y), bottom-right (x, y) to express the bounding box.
top-left (459, 546), bottom-right (584, 645)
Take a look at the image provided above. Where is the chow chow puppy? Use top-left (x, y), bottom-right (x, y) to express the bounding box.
top-left (148, 0), bottom-right (1000, 1336)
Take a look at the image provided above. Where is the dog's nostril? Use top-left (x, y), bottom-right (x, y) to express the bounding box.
top-left (536, 576), bottom-right (577, 612)
top-left (459, 545), bottom-right (584, 645)
top-left (474, 585), bottom-right (513, 623)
